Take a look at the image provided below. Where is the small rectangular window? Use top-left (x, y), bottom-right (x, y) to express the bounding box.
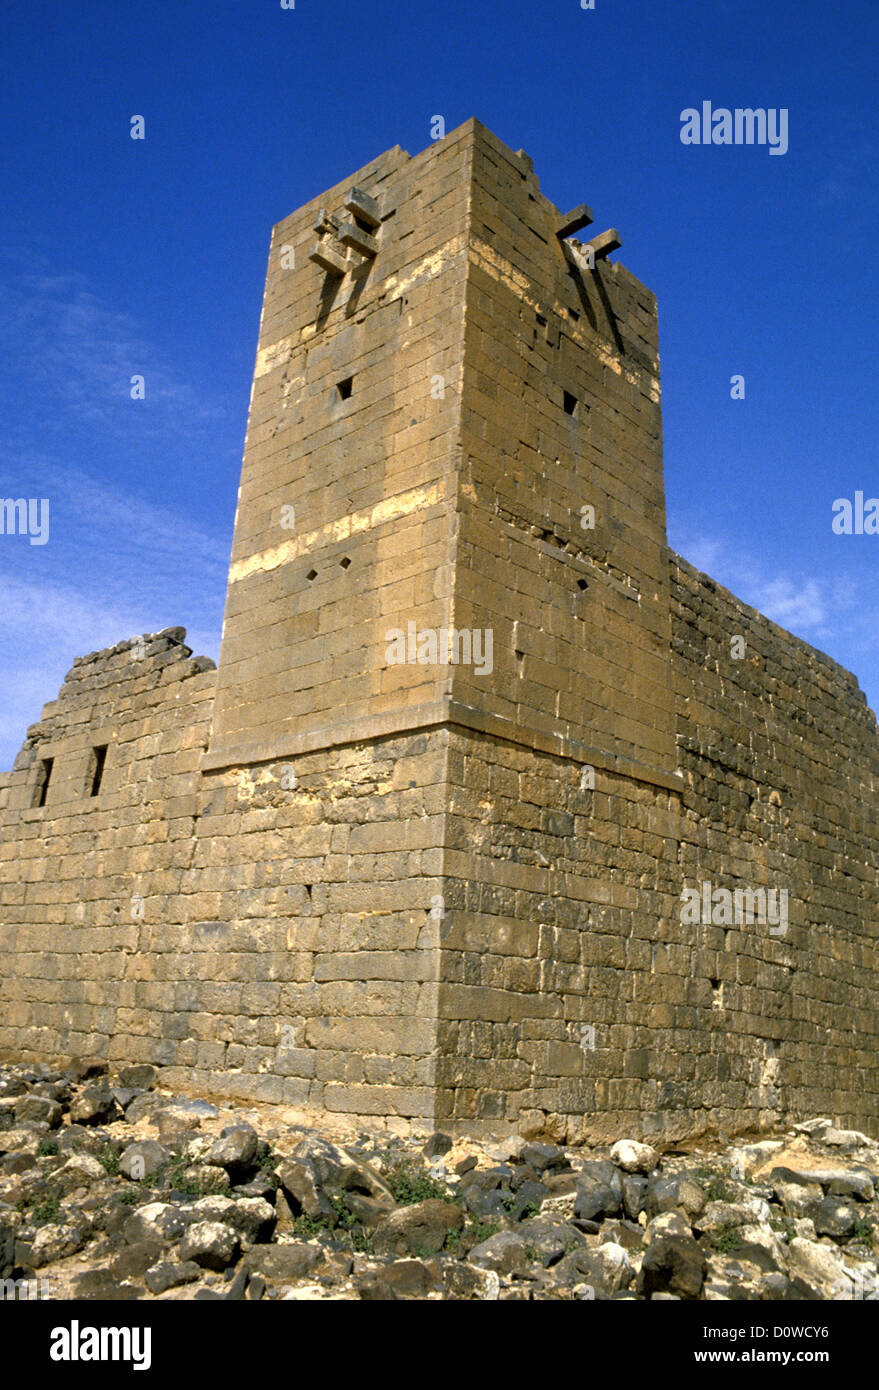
top-left (563, 390), bottom-right (578, 416)
top-left (336, 376), bottom-right (353, 400)
top-left (33, 758), bottom-right (53, 808)
top-left (89, 745), bottom-right (108, 797)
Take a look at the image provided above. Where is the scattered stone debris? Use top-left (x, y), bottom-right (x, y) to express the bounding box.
top-left (1, 1060), bottom-right (877, 1301)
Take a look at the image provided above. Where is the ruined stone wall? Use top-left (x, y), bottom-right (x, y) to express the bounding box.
top-left (434, 556), bottom-right (879, 1143)
top-left (0, 632), bottom-right (217, 1071)
top-left (0, 635), bottom-right (450, 1130)
top-left (669, 556), bottom-right (879, 1137)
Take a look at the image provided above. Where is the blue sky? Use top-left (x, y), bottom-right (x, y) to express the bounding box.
top-left (1, 0), bottom-right (877, 768)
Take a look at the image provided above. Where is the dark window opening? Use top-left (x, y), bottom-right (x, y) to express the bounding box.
top-left (339, 556), bottom-right (351, 569)
top-left (33, 758), bottom-right (53, 808)
top-left (89, 745), bottom-right (108, 797)
top-left (336, 376), bottom-right (353, 401)
top-left (563, 391), bottom-right (578, 416)
top-left (577, 578), bottom-right (588, 592)
top-left (306, 568), bottom-right (318, 582)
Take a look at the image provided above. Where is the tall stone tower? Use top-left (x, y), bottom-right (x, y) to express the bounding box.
top-left (3, 120), bottom-right (876, 1143)
top-left (207, 118), bottom-right (676, 786)
top-left (202, 117), bottom-right (684, 1137)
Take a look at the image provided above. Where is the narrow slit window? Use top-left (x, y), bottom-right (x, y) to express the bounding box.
top-left (89, 744), bottom-right (108, 797)
top-left (336, 376), bottom-right (353, 401)
top-left (563, 390), bottom-right (578, 416)
top-left (33, 757), bottom-right (53, 808)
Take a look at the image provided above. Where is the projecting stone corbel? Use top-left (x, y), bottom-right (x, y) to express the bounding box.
top-left (338, 222), bottom-right (379, 258)
top-left (556, 204), bottom-right (595, 239)
top-left (340, 186), bottom-right (382, 261)
top-left (584, 228), bottom-right (622, 261)
top-left (308, 208), bottom-right (349, 276)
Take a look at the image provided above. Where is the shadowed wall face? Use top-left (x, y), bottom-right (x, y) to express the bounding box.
top-left (451, 125), bottom-right (675, 777)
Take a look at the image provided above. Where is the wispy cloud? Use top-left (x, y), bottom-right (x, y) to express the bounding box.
top-left (0, 262), bottom-right (233, 769)
top-left (0, 255), bottom-right (233, 447)
top-left (675, 528), bottom-right (851, 641)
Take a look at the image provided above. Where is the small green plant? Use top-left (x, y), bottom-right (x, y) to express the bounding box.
top-left (291, 1211), bottom-right (331, 1239)
top-left (386, 1159), bottom-right (449, 1206)
top-left (713, 1225), bottom-right (742, 1254)
top-left (349, 1226), bottom-right (373, 1254)
top-left (694, 1167), bottom-right (736, 1203)
top-left (257, 1147), bottom-right (279, 1181)
top-left (98, 1143), bottom-right (124, 1178)
top-left (707, 1179), bottom-right (735, 1203)
top-left (16, 1193), bottom-right (62, 1225)
top-left (118, 1189), bottom-right (139, 1206)
top-left (500, 1191), bottom-right (540, 1221)
top-left (37, 1137), bottom-right (59, 1157)
top-left (30, 1195), bottom-right (63, 1226)
top-left (852, 1219), bottom-right (874, 1243)
top-left (290, 1195), bottom-right (373, 1253)
top-left (468, 1218), bottom-right (501, 1244)
top-left (159, 1155), bottom-right (227, 1198)
top-left (769, 1215), bottom-right (795, 1244)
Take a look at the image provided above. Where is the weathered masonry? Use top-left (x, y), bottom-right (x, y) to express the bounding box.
top-left (1, 120), bottom-right (877, 1142)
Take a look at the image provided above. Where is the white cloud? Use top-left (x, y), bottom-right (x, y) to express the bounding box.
top-left (0, 262), bottom-right (231, 769)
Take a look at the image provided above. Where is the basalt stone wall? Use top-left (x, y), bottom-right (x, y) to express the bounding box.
top-left (0, 632), bottom-right (217, 1070)
top-left (431, 555), bottom-right (879, 1144)
top-left (0, 634), bottom-right (450, 1130)
top-left (669, 555), bottom-right (879, 1138)
top-left (0, 592), bottom-right (877, 1140)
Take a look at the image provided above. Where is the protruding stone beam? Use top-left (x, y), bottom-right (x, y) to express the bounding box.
top-left (308, 207), bottom-right (349, 276)
top-left (308, 240), bottom-right (349, 275)
top-left (338, 221), bottom-right (379, 258)
top-left (313, 208), bottom-right (340, 236)
top-left (343, 186), bottom-right (381, 228)
top-left (584, 228), bottom-right (622, 261)
top-left (556, 204), bottom-right (595, 239)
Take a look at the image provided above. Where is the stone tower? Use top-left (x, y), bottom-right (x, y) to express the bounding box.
top-left (207, 118), bottom-right (676, 789)
top-left (1, 120), bottom-right (877, 1143)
